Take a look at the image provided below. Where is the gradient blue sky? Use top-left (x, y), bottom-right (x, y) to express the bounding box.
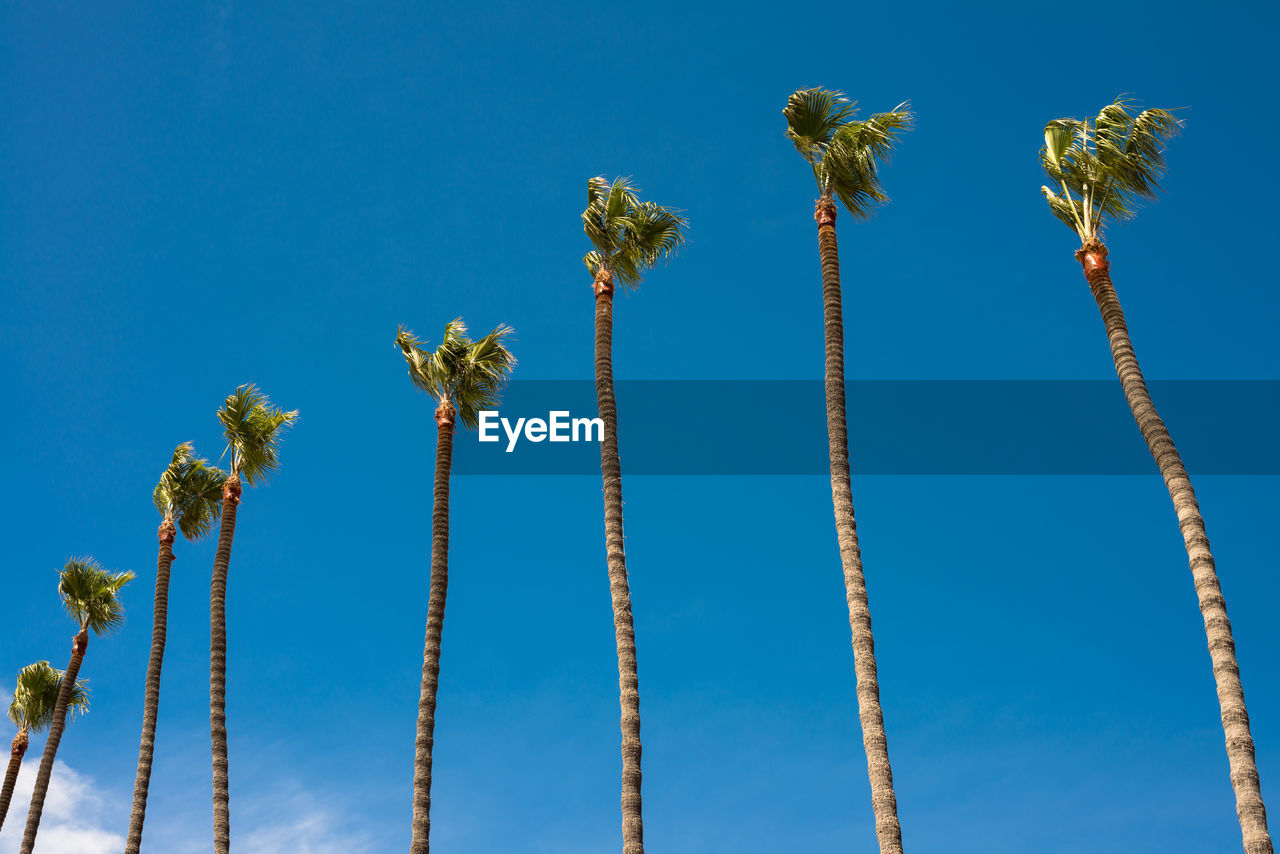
top-left (2, 1), bottom-right (1278, 852)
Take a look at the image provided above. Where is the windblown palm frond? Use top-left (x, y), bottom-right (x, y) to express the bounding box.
top-left (783, 87), bottom-right (857, 163)
top-left (396, 319), bottom-right (517, 430)
top-left (58, 558), bottom-right (134, 635)
top-left (217, 385), bottom-right (298, 486)
top-left (582, 176), bottom-right (687, 289)
top-left (784, 87), bottom-right (913, 218)
top-left (1039, 97), bottom-right (1181, 241)
top-left (8, 662), bottom-right (90, 733)
top-left (153, 443), bottom-right (227, 540)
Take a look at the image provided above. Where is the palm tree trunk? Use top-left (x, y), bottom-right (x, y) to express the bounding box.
top-left (409, 403), bottom-right (455, 854)
top-left (0, 729), bottom-right (28, 831)
top-left (18, 629), bottom-right (88, 854)
top-left (815, 199), bottom-right (904, 854)
top-left (593, 269), bottom-right (645, 854)
top-left (1079, 241), bottom-right (1272, 854)
top-left (211, 474), bottom-right (241, 854)
top-left (125, 519), bottom-right (177, 853)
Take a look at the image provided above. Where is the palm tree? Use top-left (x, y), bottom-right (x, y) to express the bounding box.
top-left (1, 662), bottom-right (89, 831)
top-left (581, 176), bottom-right (686, 854)
top-left (19, 558), bottom-right (133, 854)
top-left (126, 443), bottom-right (225, 854)
top-left (783, 87), bottom-right (912, 854)
top-left (209, 385), bottom-right (297, 854)
top-left (1040, 97), bottom-right (1272, 854)
top-left (395, 319), bottom-right (516, 854)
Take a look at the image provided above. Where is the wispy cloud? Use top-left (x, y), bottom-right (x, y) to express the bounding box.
top-left (0, 761), bottom-right (124, 854)
top-left (0, 758), bottom-right (377, 854)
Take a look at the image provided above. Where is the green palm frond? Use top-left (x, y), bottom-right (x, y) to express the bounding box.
top-left (1040, 185), bottom-right (1087, 233)
top-left (1039, 97), bottom-right (1181, 241)
top-left (581, 176), bottom-right (687, 289)
top-left (396, 320), bottom-right (517, 430)
top-left (217, 385), bottom-right (298, 486)
top-left (8, 661), bottom-right (90, 733)
top-left (783, 88), bottom-right (912, 219)
top-left (176, 462), bottom-right (227, 540)
top-left (783, 87), bottom-right (858, 164)
top-left (152, 444), bottom-right (191, 517)
top-left (153, 442), bottom-right (227, 540)
top-left (58, 557), bottom-right (134, 635)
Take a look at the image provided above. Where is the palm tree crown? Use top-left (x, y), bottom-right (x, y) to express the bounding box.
top-left (1040, 97), bottom-right (1180, 243)
top-left (8, 663), bottom-right (89, 734)
top-left (154, 442), bottom-right (227, 540)
top-left (783, 87), bottom-right (912, 217)
top-left (217, 385), bottom-right (299, 486)
top-left (396, 319), bottom-right (517, 429)
top-left (582, 176), bottom-right (686, 289)
top-left (59, 558), bottom-right (134, 634)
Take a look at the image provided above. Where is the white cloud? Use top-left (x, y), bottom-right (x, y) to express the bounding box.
top-left (0, 761), bottom-right (123, 854)
top-left (0, 756), bottom-right (377, 854)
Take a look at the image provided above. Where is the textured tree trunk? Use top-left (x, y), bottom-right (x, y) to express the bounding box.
top-left (125, 519), bottom-right (178, 853)
top-left (0, 729), bottom-right (28, 831)
top-left (19, 629), bottom-right (88, 854)
top-left (815, 199), bottom-right (904, 854)
top-left (1079, 241), bottom-right (1272, 854)
top-left (409, 403), bottom-right (455, 854)
top-left (211, 474), bottom-right (241, 854)
top-left (593, 269), bottom-right (645, 854)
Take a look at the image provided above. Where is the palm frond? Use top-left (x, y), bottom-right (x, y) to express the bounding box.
top-left (176, 461), bottom-right (227, 540)
top-left (820, 104), bottom-right (912, 219)
top-left (1038, 97), bottom-right (1180, 240)
top-left (58, 557), bottom-right (134, 635)
top-left (152, 443), bottom-right (192, 518)
top-left (1041, 185), bottom-right (1086, 232)
top-left (8, 661), bottom-right (90, 732)
top-left (217, 384), bottom-right (298, 486)
top-left (396, 325), bottom-right (442, 398)
top-left (580, 176), bottom-right (687, 289)
top-left (784, 88), bottom-right (912, 217)
top-left (783, 87), bottom-right (857, 163)
top-left (153, 443), bottom-right (226, 540)
top-left (583, 177), bottom-right (611, 253)
top-left (396, 320), bottom-right (517, 430)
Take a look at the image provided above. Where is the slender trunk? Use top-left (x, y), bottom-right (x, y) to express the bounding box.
top-left (211, 474), bottom-right (241, 854)
top-left (19, 629), bottom-right (88, 854)
top-left (0, 729), bottom-right (28, 831)
top-left (593, 269), bottom-right (645, 854)
top-left (125, 519), bottom-right (177, 853)
top-left (1078, 241), bottom-right (1272, 854)
top-left (408, 403), bottom-right (455, 854)
top-left (815, 199), bottom-right (904, 854)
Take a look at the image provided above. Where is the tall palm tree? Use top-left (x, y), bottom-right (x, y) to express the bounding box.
top-left (581, 176), bottom-right (686, 854)
top-left (209, 385), bottom-right (297, 854)
top-left (396, 319), bottom-right (516, 854)
top-left (783, 87), bottom-right (912, 854)
top-left (126, 443), bottom-right (226, 854)
top-left (19, 558), bottom-right (133, 854)
top-left (1040, 98), bottom-right (1272, 854)
top-left (1, 662), bottom-right (89, 831)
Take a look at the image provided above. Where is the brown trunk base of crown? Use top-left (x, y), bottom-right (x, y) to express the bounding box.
top-left (10, 731), bottom-right (27, 757)
top-left (222, 479), bottom-right (242, 506)
top-left (434, 405), bottom-right (456, 430)
top-left (158, 520), bottom-right (176, 544)
top-left (814, 199), bottom-right (837, 228)
top-left (1076, 241), bottom-right (1110, 278)
top-left (72, 630), bottom-right (89, 656)
top-left (593, 268), bottom-right (615, 298)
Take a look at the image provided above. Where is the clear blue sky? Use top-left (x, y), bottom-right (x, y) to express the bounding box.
top-left (2, 1), bottom-right (1277, 852)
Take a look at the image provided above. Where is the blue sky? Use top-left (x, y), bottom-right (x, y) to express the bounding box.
top-left (2, 1), bottom-right (1278, 852)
